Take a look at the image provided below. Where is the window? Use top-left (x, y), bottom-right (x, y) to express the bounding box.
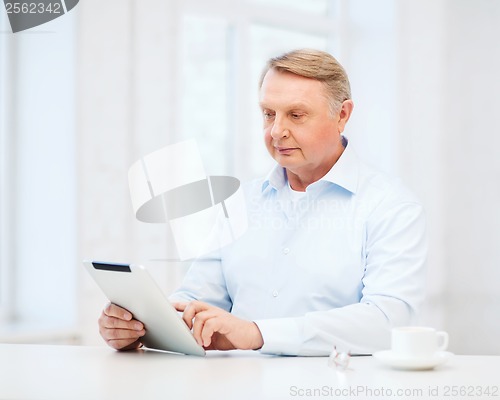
top-left (181, 15), bottom-right (230, 174)
top-left (179, 0), bottom-right (340, 180)
top-left (0, 10), bottom-right (78, 331)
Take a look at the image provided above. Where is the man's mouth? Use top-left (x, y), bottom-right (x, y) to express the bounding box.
top-left (275, 146), bottom-right (299, 155)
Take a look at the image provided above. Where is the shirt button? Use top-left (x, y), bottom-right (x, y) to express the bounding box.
top-left (272, 290), bottom-right (279, 297)
top-left (283, 247), bottom-right (290, 255)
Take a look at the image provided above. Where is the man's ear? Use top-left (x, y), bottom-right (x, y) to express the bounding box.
top-left (337, 100), bottom-right (354, 133)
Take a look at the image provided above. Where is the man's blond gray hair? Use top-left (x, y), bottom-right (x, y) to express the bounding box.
top-left (259, 49), bottom-right (351, 116)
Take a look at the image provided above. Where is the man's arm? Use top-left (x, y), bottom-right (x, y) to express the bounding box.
top-left (173, 300), bottom-right (263, 350)
top-left (167, 201), bottom-right (426, 355)
top-left (255, 201), bottom-right (427, 355)
top-left (168, 252), bottom-right (233, 311)
top-left (169, 255), bottom-right (265, 352)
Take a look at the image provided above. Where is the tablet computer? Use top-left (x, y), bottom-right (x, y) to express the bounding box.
top-left (83, 260), bottom-right (205, 356)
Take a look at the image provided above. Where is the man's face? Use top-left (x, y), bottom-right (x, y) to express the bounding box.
top-left (259, 69), bottom-right (351, 182)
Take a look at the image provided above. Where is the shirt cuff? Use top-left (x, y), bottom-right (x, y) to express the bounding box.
top-left (253, 317), bottom-right (303, 356)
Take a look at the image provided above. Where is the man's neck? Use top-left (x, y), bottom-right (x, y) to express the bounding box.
top-left (286, 167), bottom-right (331, 192)
top-left (286, 141), bottom-right (346, 192)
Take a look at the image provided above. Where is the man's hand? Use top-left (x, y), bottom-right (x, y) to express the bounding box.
top-left (98, 303), bottom-right (146, 350)
top-left (173, 301), bottom-right (264, 351)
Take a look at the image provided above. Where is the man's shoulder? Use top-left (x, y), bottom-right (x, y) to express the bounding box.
top-left (240, 176), bottom-right (270, 197)
top-left (356, 160), bottom-right (422, 209)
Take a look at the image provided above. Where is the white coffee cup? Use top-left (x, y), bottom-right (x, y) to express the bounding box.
top-left (391, 326), bottom-right (448, 358)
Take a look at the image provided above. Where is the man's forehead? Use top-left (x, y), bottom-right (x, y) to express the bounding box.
top-left (259, 71), bottom-right (328, 109)
top-left (259, 99), bottom-right (313, 110)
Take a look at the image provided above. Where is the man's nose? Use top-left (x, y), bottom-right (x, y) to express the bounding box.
top-left (270, 116), bottom-right (290, 139)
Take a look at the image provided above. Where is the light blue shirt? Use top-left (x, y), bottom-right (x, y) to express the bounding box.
top-left (171, 141), bottom-right (427, 356)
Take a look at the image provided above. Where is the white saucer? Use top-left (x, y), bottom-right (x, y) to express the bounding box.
top-left (373, 350), bottom-right (453, 370)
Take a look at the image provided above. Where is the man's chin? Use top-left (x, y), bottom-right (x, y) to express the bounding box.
top-left (275, 158), bottom-right (302, 172)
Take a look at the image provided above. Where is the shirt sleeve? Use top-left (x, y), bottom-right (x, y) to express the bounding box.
top-left (254, 201), bottom-right (427, 356)
top-left (168, 250), bottom-right (233, 312)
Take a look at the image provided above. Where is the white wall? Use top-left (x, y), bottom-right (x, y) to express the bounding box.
top-left (395, 0), bottom-right (449, 334)
top-left (440, 0), bottom-right (500, 354)
top-left (395, 0), bottom-right (500, 355)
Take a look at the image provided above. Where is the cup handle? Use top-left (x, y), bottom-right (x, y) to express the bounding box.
top-left (436, 331), bottom-right (449, 351)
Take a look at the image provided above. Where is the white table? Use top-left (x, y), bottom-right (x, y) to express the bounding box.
top-left (0, 344), bottom-right (498, 400)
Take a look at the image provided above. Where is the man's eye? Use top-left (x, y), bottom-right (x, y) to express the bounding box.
top-left (291, 113), bottom-right (303, 119)
top-left (263, 111), bottom-right (275, 120)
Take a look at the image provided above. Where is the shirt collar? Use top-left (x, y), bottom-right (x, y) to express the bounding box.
top-left (261, 164), bottom-right (287, 193)
top-left (261, 137), bottom-right (359, 194)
